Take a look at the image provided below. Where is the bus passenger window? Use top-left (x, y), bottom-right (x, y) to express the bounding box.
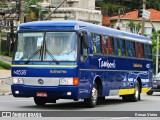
top-left (102, 36), bottom-right (108, 55)
top-left (120, 39), bottom-right (126, 56)
top-left (91, 34), bottom-right (96, 53)
top-left (139, 43), bottom-right (144, 58)
top-left (126, 41), bottom-right (132, 57)
top-left (135, 42), bottom-right (139, 58)
top-left (148, 45), bottom-right (152, 59)
top-left (144, 44), bottom-right (148, 59)
top-left (91, 33), bottom-right (101, 54)
top-left (108, 37), bottom-right (114, 55)
top-left (131, 42), bottom-right (136, 57)
top-left (114, 38), bottom-right (119, 56)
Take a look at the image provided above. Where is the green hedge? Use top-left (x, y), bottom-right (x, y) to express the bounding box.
top-left (1, 40), bottom-right (9, 56)
top-left (0, 60), bottom-right (11, 70)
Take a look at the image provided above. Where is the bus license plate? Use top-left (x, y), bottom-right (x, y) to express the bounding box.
top-left (36, 92), bottom-right (47, 97)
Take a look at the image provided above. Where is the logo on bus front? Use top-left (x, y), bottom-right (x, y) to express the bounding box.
top-left (98, 58), bottom-right (116, 68)
top-left (38, 79), bottom-right (44, 85)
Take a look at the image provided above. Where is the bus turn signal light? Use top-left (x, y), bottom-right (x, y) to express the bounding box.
top-left (73, 77), bottom-right (79, 86)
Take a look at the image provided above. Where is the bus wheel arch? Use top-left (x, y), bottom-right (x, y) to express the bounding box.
top-left (94, 76), bottom-right (103, 98)
top-left (122, 77), bottom-right (141, 102)
top-left (94, 77), bottom-right (105, 103)
top-left (84, 76), bottom-right (103, 107)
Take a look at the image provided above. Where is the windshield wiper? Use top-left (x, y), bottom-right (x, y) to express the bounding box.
top-left (44, 42), bottom-right (59, 64)
top-left (45, 49), bottom-right (59, 64)
top-left (24, 49), bottom-right (42, 64)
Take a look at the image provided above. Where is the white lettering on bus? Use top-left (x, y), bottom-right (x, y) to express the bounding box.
top-left (98, 58), bottom-right (116, 68)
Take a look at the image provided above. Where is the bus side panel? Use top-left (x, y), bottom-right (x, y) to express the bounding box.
top-left (78, 70), bottom-right (95, 99)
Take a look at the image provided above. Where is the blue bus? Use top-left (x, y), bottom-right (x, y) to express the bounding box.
top-left (11, 20), bottom-right (153, 107)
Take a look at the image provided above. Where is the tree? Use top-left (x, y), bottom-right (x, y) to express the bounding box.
top-left (96, 1), bottom-right (123, 16)
top-left (96, 0), bottom-right (141, 16)
top-left (151, 30), bottom-right (160, 56)
top-left (146, 0), bottom-right (160, 10)
top-left (127, 20), bottom-right (142, 34)
top-left (2, 0), bottom-right (8, 8)
top-left (25, 0), bottom-right (47, 21)
top-left (151, 30), bottom-right (160, 73)
top-left (96, 0), bottom-right (160, 16)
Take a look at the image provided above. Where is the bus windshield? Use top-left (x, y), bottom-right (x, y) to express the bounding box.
top-left (14, 32), bottom-right (77, 62)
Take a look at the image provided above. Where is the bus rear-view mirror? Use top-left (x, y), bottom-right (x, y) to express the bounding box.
top-left (81, 33), bottom-right (89, 49)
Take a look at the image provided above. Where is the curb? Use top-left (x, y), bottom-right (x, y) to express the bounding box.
top-left (0, 92), bottom-right (12, 96)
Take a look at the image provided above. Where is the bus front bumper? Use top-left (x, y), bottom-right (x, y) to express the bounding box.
top-left (11, 84), bottom-right (79, 99)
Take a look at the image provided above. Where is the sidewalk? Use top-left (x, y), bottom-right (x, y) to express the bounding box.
top-left (0, 55), bottom-right (12, 64)
top-left (0, 70), bottom-right (12, 95)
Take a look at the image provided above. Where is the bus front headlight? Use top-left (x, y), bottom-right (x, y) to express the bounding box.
top-left (12, 77), bottom-right (24, 84)
top-left (59, 78), bottom-right (73, 85)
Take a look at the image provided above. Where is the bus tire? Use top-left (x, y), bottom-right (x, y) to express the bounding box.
top-left (84, 82), bottom-right (98, 108)
top-left (146, 91), bottom-right (153, 95)
top-left (122, 95), bottom-right (130, 102)
top-left (34, 97), bottom-right (46, 106)
top-left (97, 96), bottom-right (105, 104)
top-left (130, 81), bottom-right (140, 102)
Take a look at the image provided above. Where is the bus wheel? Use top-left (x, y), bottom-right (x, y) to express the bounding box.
top-left (146, 91), bottom-right (153, 95)
top-left (84, 83), bottom-right (98, 108)
top-left (122, 95), bottom-right (130, 102)
top-left (130, 81), bottom-right (140, 102)
top-left (34, 97), bottom-right (46, 106)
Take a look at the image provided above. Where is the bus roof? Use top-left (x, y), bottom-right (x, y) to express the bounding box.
top-left (18, 20), bottom-right (151, 44)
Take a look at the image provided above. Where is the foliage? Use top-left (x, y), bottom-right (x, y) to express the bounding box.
top-left (1, 40), bottom-right (9, 56)
top-left (25, 0), bottom-right (47, 21)
top-left (2, 0), bottom-right (8, 8)
top-left (0, 60), bottom-right (11, 70)
top-left (96, 0), bottom-right (160, 16)
top-left (127, 20), bottom-right (142, 34)
top-left (146, 0), bottom-right (160, 10)
top-left (151, 30), bottom-right (160, 57)
top-left (96, 1), bottom-right (125, 16)
top-left (25, 0), bottom-right (39, 21)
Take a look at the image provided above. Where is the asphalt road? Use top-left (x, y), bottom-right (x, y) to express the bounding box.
top-left (1, 93), bottom-right (160, 111)
top-left (0, 93), bottom-right (160, 119)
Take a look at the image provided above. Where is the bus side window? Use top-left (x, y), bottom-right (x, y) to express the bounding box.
top-left (131, 42), bottom-right (136, 57)
top-left (102, 36), bottom-right (108, 55)
top-left (91, 33), bottom-right (101, 54)
top-left (135, 42), bottom-right (139, 58)
top-left (108, 37), bottom-right (114, 55)
top-left (126, 41), bottom-right (132, 57)
top-left (114, 38), bottom-right (119, 56)
top-left (139, 43), bottom-right (144, 58)
top-left (120, 39), bottom-right (125, 56)
top-left (148, 45), bottom-right (152, 59)
top-left (96, 35), bottom-right (101, 54)
top-left (91, 33), bottom-right (96, 53)
top-left (144, 44), bottom-right (148, 59)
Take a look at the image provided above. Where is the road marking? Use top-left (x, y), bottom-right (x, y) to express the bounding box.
top-left (0, 100), bottom-right (33, 103)
top-left (112, 117), bottom-right (131, 120)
